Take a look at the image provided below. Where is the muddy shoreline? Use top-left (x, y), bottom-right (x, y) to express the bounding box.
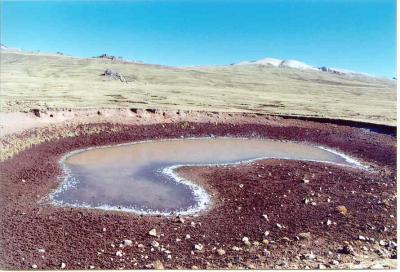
top-left (0, 119), bottom-right (397, 269)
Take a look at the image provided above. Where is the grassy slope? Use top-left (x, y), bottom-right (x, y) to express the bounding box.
top-left (0, 51), bottom-right (396, 125)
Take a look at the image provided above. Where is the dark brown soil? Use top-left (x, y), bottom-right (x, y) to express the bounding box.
top-left (0, 120), bottom-right (396, 269)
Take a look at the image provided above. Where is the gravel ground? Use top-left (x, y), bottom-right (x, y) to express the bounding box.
top-left (0, 119), bottom-right (396, 269)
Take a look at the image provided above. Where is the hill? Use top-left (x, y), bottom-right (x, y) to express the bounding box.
top-left (0, 50), bottom-right (396, 125)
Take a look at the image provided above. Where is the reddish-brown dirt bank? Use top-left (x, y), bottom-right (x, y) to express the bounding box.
top-left (0, 120), bottom-right (396, 269)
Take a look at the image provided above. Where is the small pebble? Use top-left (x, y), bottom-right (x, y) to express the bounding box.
top-left (330, 260), bottom-right (339, 265)
top-left (194, 244), bottom-right (203, 251)
top-left (148, 229), bottom-right (157, 237)
top-left (336, 205), bottom-right (348, 215)
top-left (358, 235), bottom-right (366, 241)
top-left (123, 239), bottom-right (133, 247)
top-left (297, 232), bottom-right (312, 240)
top-left (242, 237), bottom-right (251, 246)
top-left (151, 241), bottom-right (160, 248)
top-left (276, 223), bottom-right (284, 229)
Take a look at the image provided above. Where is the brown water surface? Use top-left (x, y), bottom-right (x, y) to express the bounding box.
top-left (51, 138), bottom-right (361, 214)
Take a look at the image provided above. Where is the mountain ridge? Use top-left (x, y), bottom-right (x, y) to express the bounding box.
top-left (232, 56), bottom-right (386, 79)
top-left (0, 44), bottom-right (392, 79)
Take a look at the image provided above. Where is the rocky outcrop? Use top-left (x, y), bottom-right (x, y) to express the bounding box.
top-left (318, 66), bottom-right (346, 75)
top-left (101, 69), bottom-right (127, 82)
top-left (95, 54), bottom-right (119, 60)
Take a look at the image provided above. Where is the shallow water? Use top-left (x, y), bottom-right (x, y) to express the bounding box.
top-left (50, 138), bottom-right (362, 214)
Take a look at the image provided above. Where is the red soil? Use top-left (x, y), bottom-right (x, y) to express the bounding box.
top-left (0, 120), bottom-right (396, 269)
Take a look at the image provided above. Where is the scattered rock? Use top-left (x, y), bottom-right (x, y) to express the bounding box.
top-left (31, 264), bottom-right (38, 269)
top-left (300, 252), bottom-right (316, 260)
top-left (262, 214), bottom-right (269, 221)
top-left (379, 226), bottom-right (388, 233)
top-left (151, 241), bottom-right (160, 248)
top-left (148, 228), bottom-right (157, 237)
top-left (339, 244), bottom-right (355, 255)
top-left (60, 262), bottom-right (66, 269)
top-left (297, 232), bottom-right (312, 240)
top-left (362, 246), bottom-right (368, 251)
top-left (375, 247), bottom-right (391, 257)
top-left (276, 223), bottom-right (284, 229)
top-left (185, 234), bottom-right (191, 240)
top-left (263, 249), bottom-right (271, 257)
top-left (330, 260), bottom-right (339, 266)
top-left (194, 244), bottom-right (203, 251)
top-left (382, 199), bottom-right (390, 207)
top-left (242, 237), bottom-right (251, 246)
top-left (388, 240), bottom-right (397, 248)
top-left (357, 235), bottom-right (366, 241)
top-left (123, 239), bottom-right (133, 247)
top-left (232, 246), bottom-right (241, 251)
top-left (37, 248), bottom-right (45, 253)
top-left (116, 250), bottom-right (123, 257)
top-left (262, 239), bottom-right (269, 245)
top-left (336, 205), bottom-right (348, 215)
top-left (217, 249), bottom-right (226, 256)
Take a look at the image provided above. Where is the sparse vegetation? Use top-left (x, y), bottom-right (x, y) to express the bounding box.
top-left (0, 51), bottom-right (396, 125)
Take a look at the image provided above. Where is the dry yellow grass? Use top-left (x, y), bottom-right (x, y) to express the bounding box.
top-left (0, 50), bottom-right (396, 125)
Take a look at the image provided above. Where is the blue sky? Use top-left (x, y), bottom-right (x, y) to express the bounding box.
top-left (1, 0), bottom-right (396, 77)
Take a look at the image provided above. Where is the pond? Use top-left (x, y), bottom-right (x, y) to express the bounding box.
top-left (49, 138), bottom-right (364, 215)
